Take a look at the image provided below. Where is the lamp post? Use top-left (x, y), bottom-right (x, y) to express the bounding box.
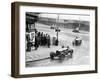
top-left (55, 14), bottom-right (61, 46)
top-left (50, 14), bottom-right (61, 46)
top-left (55, 27), bottom-right (60, 46)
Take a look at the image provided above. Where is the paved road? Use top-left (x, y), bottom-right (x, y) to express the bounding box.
top-left (26, 45), bottom-right (89, 67)
top-left (26, 23), bottom-right (90, 67)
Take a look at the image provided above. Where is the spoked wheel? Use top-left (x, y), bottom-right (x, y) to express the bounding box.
top-left (69, 50), bottom-right (73, 58)
top-left (50, 52), bottom-right (55, 60)
top-left (59, 54), bottom-right (65, 60)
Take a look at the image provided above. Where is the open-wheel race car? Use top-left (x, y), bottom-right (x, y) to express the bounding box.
top-left (50, 46), bottom-right (73, 60)
top-left (72, 37), bottom-right (82, 46)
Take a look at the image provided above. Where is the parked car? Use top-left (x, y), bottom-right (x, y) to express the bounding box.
top-left (50, 46), bottom-right (73, 60)
top-left (72, 37), bottom-right (82, 46)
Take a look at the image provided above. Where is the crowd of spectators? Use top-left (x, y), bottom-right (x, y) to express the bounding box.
top-left (34, 31), bottom-right (51, 50)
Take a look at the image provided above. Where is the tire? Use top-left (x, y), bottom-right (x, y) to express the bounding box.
top-left (50, 52), bottom-right (55, 60)
top-left (80, 40), bottom-right (82, 45)
top-left (59, 54), bottom-right (65, 60)
top-left (69, 50), bottom-right (73, 58)
top-left (69, 53), bottom-right (73, 58)
top-left (72, 41), bottom-right (74, 46)
top-left (76, 40), bottom-right (78, 46)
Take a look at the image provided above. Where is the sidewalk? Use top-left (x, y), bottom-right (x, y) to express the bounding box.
top-left (26, 45), bottom-right (61, 62)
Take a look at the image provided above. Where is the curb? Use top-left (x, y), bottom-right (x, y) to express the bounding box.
top-left (26, 57), bottom-right (50, 63)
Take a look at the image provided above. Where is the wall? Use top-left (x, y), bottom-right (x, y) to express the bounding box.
top-left (0, 0), bottom-right (100, 80)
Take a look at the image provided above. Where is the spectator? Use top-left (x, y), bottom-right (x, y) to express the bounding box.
top-left (47, 35), bottom-right (51, 48)
top-left (34, 34), bottom-right (39, 50)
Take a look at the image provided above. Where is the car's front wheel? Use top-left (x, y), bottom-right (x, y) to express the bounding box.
top-left (59, 54), bottom-right (65, 60)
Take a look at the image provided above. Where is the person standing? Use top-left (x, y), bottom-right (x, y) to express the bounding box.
top-left (47, 35), bottom-right (51, 48)
top-left (34, 34), bottom-right (39, 50)
top-left (26, 34), bottom-right (31, 51)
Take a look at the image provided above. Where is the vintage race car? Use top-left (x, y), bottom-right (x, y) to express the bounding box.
top-left (50, 47), bottom-right (73, 60)
top-left (72, 37), bottom-right (82, 46)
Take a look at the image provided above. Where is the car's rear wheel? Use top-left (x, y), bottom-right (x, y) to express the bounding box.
top-left (69, 50), bottom-right (73, 58)
top-left (69, 53), bottom-right (73, 58)
top-left (50, 52), bottom-right (55, 60)
top-left (72, 41), bottom-right (75, 46)
top-left (79, 40), bottom-right (82, 45)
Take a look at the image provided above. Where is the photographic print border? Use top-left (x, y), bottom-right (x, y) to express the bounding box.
top-left (11, 2), bottom-right (98, 78)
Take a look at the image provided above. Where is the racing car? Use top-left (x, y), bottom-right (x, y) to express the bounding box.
top-left (72, 37), bottom-right (82, 46)
top-left (50, 46), bottom-right (73, 60)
